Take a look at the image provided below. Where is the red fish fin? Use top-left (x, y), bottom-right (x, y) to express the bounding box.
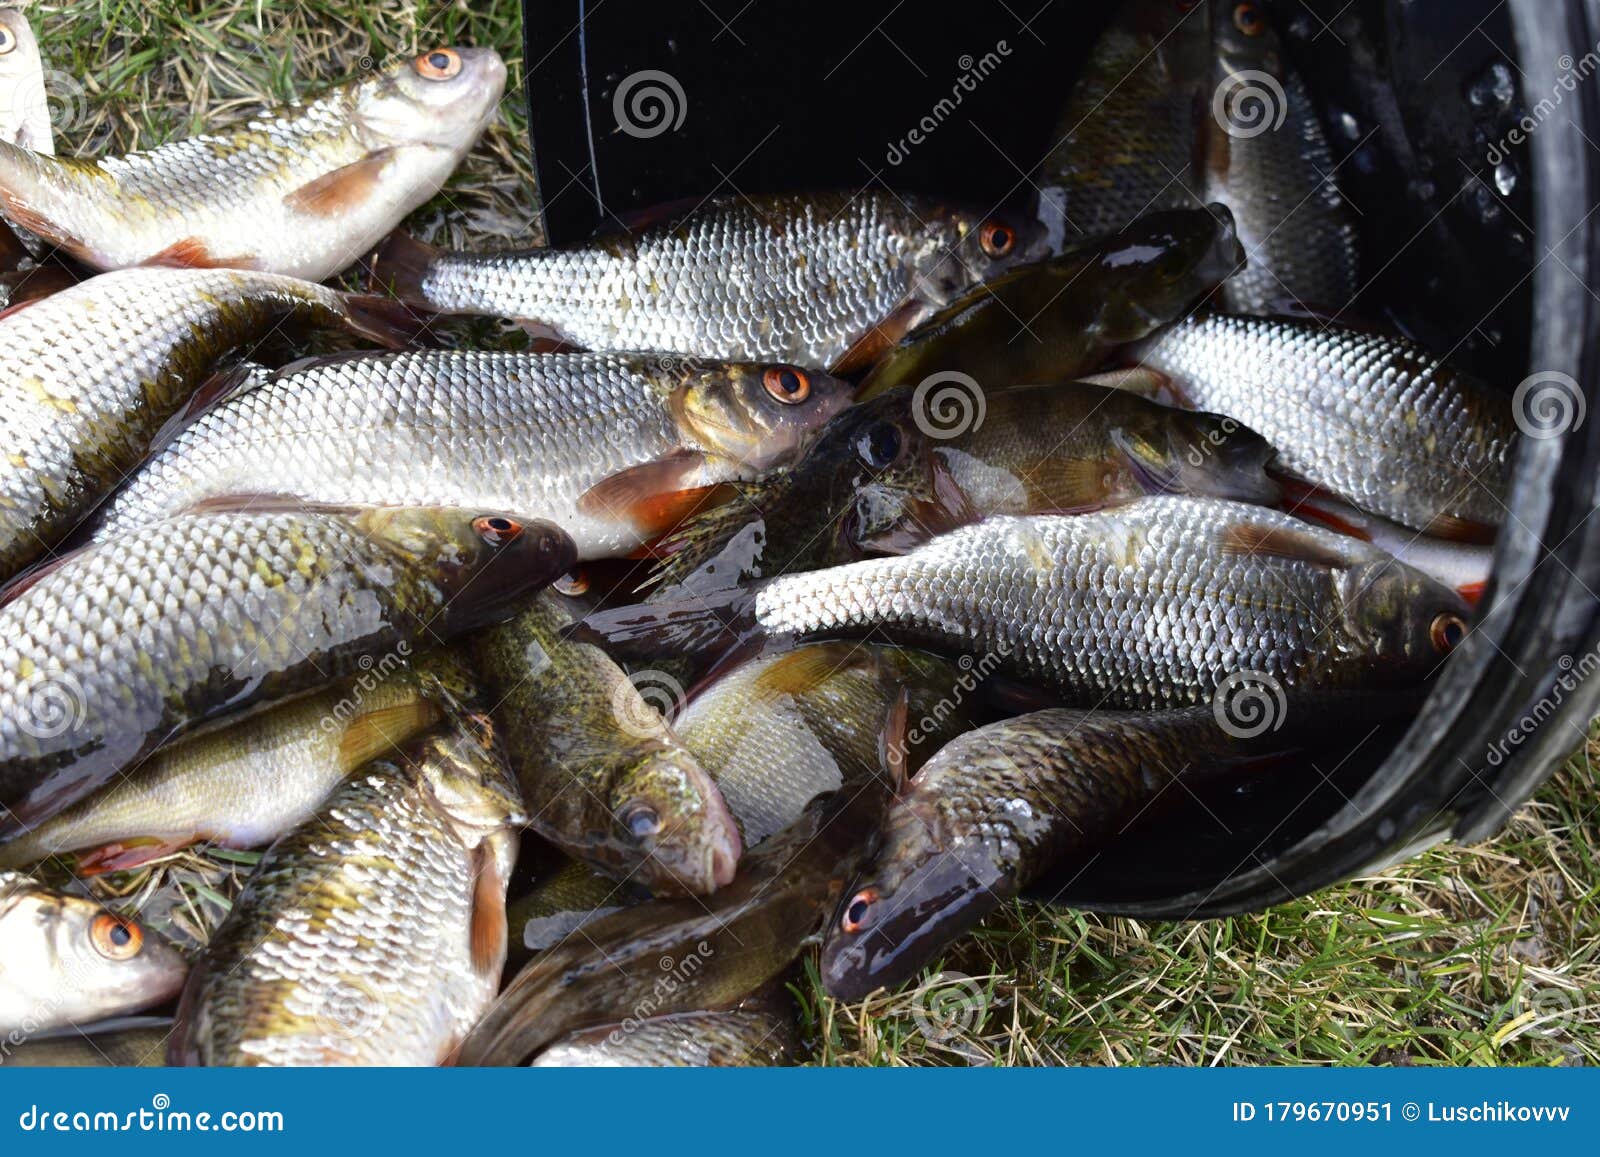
top-left (284, 150), bottom-right (395, 217)
top-left (1284, 501), bottom-right (1374, 542)
top-left (337, 700), bottom-right (444, 771)
top-left (1457, 581), bottom-right (1486, 608)
top-left (337, 292), bottom-right (430, 349)
top-left (576, 453), bottom-right (735, 538)
top-left (830, 300), bottom-right (928, 375)
top-left (469, 842), bottom-right (509, 979)
top-left (370, 230), bottom-right (440, 304)
top-left (0, 190), bottom-right (86, 258)
top-left (1218, 523), bottom-right (1351, 569)
top-left (76, 836), bottom-right (198, 875)
top-left (879, 688), bottom-right (912, 792)
top-left (1423, 512), bottom-right (1498, 545)
top-left (142, 237), bottom-right (258, 270)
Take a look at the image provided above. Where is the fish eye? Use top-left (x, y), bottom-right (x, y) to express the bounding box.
top-left (841, 888), bottom-right (878, 934)
top-left (621, 804), bottom-right (661, 839)
top-left (857, 421), bottom-right (903, 469)
top-left (979, 220), bottom-right (1015, 258)
top-left (1233, 3), bottom-right (1266, 35)
top-left (413, 47), bottom-right (463, 80)
top-left (472, 515), bottom-right (523, 546)
top-left (0, 27), bottom-right (16, 55)
top-left (763, 365), bottom-right (812, 405)
top-left (554, 568), bottom-right (590, 596)
top-left (89, 913), bottom-right (143, 961)
top-left (1430, 612), bottom-right (1468, 654)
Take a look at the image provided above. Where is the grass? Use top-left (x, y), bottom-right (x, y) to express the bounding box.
top-left (17, 0), bottom-right (1599, 1067)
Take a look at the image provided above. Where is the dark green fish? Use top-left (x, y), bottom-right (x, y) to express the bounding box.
top-left (530, 1004), bottom-right (797, 1067)
top-left (0, 1018), bottom-right (172, 1067)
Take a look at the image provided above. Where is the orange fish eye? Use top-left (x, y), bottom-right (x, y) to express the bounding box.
top-left (90, 913), bottom-right (143, 960)
top-left (979, 220), bottom-right (1015, 258)
top-left (414, 48), bottom-right (462, 80)
top-left (763, 365), bottom-right (811, 405)
top-left (841, 888), bottom-right (879, 934)
top-left (473, 515), bottom-right (523, 546)
top-left (1233, 3), bottom-right (1266, 35)
top-left (1430, 612), bottom-right (1468, 654)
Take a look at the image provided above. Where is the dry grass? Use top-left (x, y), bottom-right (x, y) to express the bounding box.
top-left (16, 0), bottom-right (1598, 1067)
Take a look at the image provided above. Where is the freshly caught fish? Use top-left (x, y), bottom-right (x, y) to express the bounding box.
top-left (0, 266), bottom-right (415, 583)
top-left (0, 47), bottom-right (505, 279)
top-left (588, 498), bottom-right (1472, 709)
top-left (0, 872), bottom-right (186, 1034)
top-left (0, 7), bottom-right (52, 154)
top-left (857, 207), bottom-right (1242, 398)
top-left (648, 381), bottom-right (1279, 596)
top-left (0, 1018), bottom-right (172, 1066)
top-left (169, 722), bottom-right (525, 1066)
top-left (1035, 1), bottom-right (1358, 314)
top-left (676, 644), bottom-right (983, 846)
top-left (1288, 493), bottom-right (1493, 604)
top-left (1128, 312), bottom-right (1515, 539)
top-left (0, 505), bottom-right (574, 832)
top-left (823, 702), bottom-right (1397, 998)
top-left (470, 594), bottom-right (741, 896)
top-left (530, 1006), bottom-right (797, 1067)
top-left (93, 351), bottom-right (852, 560)
top-left (459, 788), bottom-right (882, 1066)
top-left (0, 653), bottom-right (481, 872)
top-left (375, 192), bottom-right (1047, 368)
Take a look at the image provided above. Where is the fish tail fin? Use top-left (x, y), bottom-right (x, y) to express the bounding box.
top-left (371, 230), bottom-right (441, 307)
top-left (572, 584), bottom-right (763, 665)
top-left (336, 290), bottom-right (432, 349)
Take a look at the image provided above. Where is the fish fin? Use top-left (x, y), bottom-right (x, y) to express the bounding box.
top-left (576, 454), bottom-right (736, 539)
top-left (142, 237), bottom-right (258, 270)
top-left (1284, 500), bottom-right (1374, 542)
top-left (830, 299), bottom-right (929, 375)
top-left (879, 688), bottom-right (912, 792)
top-left (1079, 367), bottom-right (1187, 407)
top-left (76, 836), bottom-right (198, 876)
top-left (747, 644), bottom-right (856, 703)
top-left (284, 149), bottom-right (396, 217)
top-left (1458, 580), bottom-right (1486, 607)
top-left (180, 493), bottom-right (353, 517)
top-left (1033, 458), bottom-right (1129, 511)
top-left (574, 585), bottom-right (761, 664)
top-left (337, 292), bottom-right (431, 349)
top-left (469, 842), bottom-right (509, 979)
top-left (1422, 512), bottom-right (1498, 545)
top-left (139, 362), bottom-right (273, 459)
top-left (337, 699), bottom-right (444, 771)
top-left (515, 319), bottom-right (577, 347)
top-left (1218, 523), bottom-right (1352, 569)
top-left (0, 190), bottom-right (87, 258)
top-left (0, 549), bottom-right (78, 607)
top-left (370, 230), bottom-right (440, 304)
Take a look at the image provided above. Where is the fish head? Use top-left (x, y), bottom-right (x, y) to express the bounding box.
top-left (355, 507), bottom-right (577, 628)
top-left (1337, 559), bottom-right (1474, 684)
top-left (1092, 206), bottom-right (1244, 340)
top-left (355, 46), bottom-right (508, 151)
top-left (608, 748), bottom-right (742, 897)
top-left (820, 807), bottom-right (1003, 1001)
top-left (0, 881), bottom-right (187, 1030)
top-left (1132, 407), bottom-right (1282, 504)
top-left (1213, 0), bottom-right (1285, 74)
top-left (673, 361), bottom-right (855, 472)
top-left (913, 207), bottom-right (1050, 308)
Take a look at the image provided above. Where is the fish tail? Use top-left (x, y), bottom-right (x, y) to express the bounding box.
top-left (370, 229), bottom-right (442, 307)
top-left (335, 290), bottom-right (431, 349)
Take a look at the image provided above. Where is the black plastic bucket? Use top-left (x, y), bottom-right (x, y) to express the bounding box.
top-left (517, 0), bottom-right (1600, 916)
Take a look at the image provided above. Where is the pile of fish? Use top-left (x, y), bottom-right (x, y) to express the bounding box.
top-left (0, 2), bottom-right (1508, 1067)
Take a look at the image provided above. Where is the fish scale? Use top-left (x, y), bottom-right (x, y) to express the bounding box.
top-left (1131, 312), bottom-right (1515, 534)
top-left (94, 351), bottom-right (851, 560)
top-left (740, 498), bottom-right (1466, 709)
top-left (396, 192), bottom-right (1039, 366)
